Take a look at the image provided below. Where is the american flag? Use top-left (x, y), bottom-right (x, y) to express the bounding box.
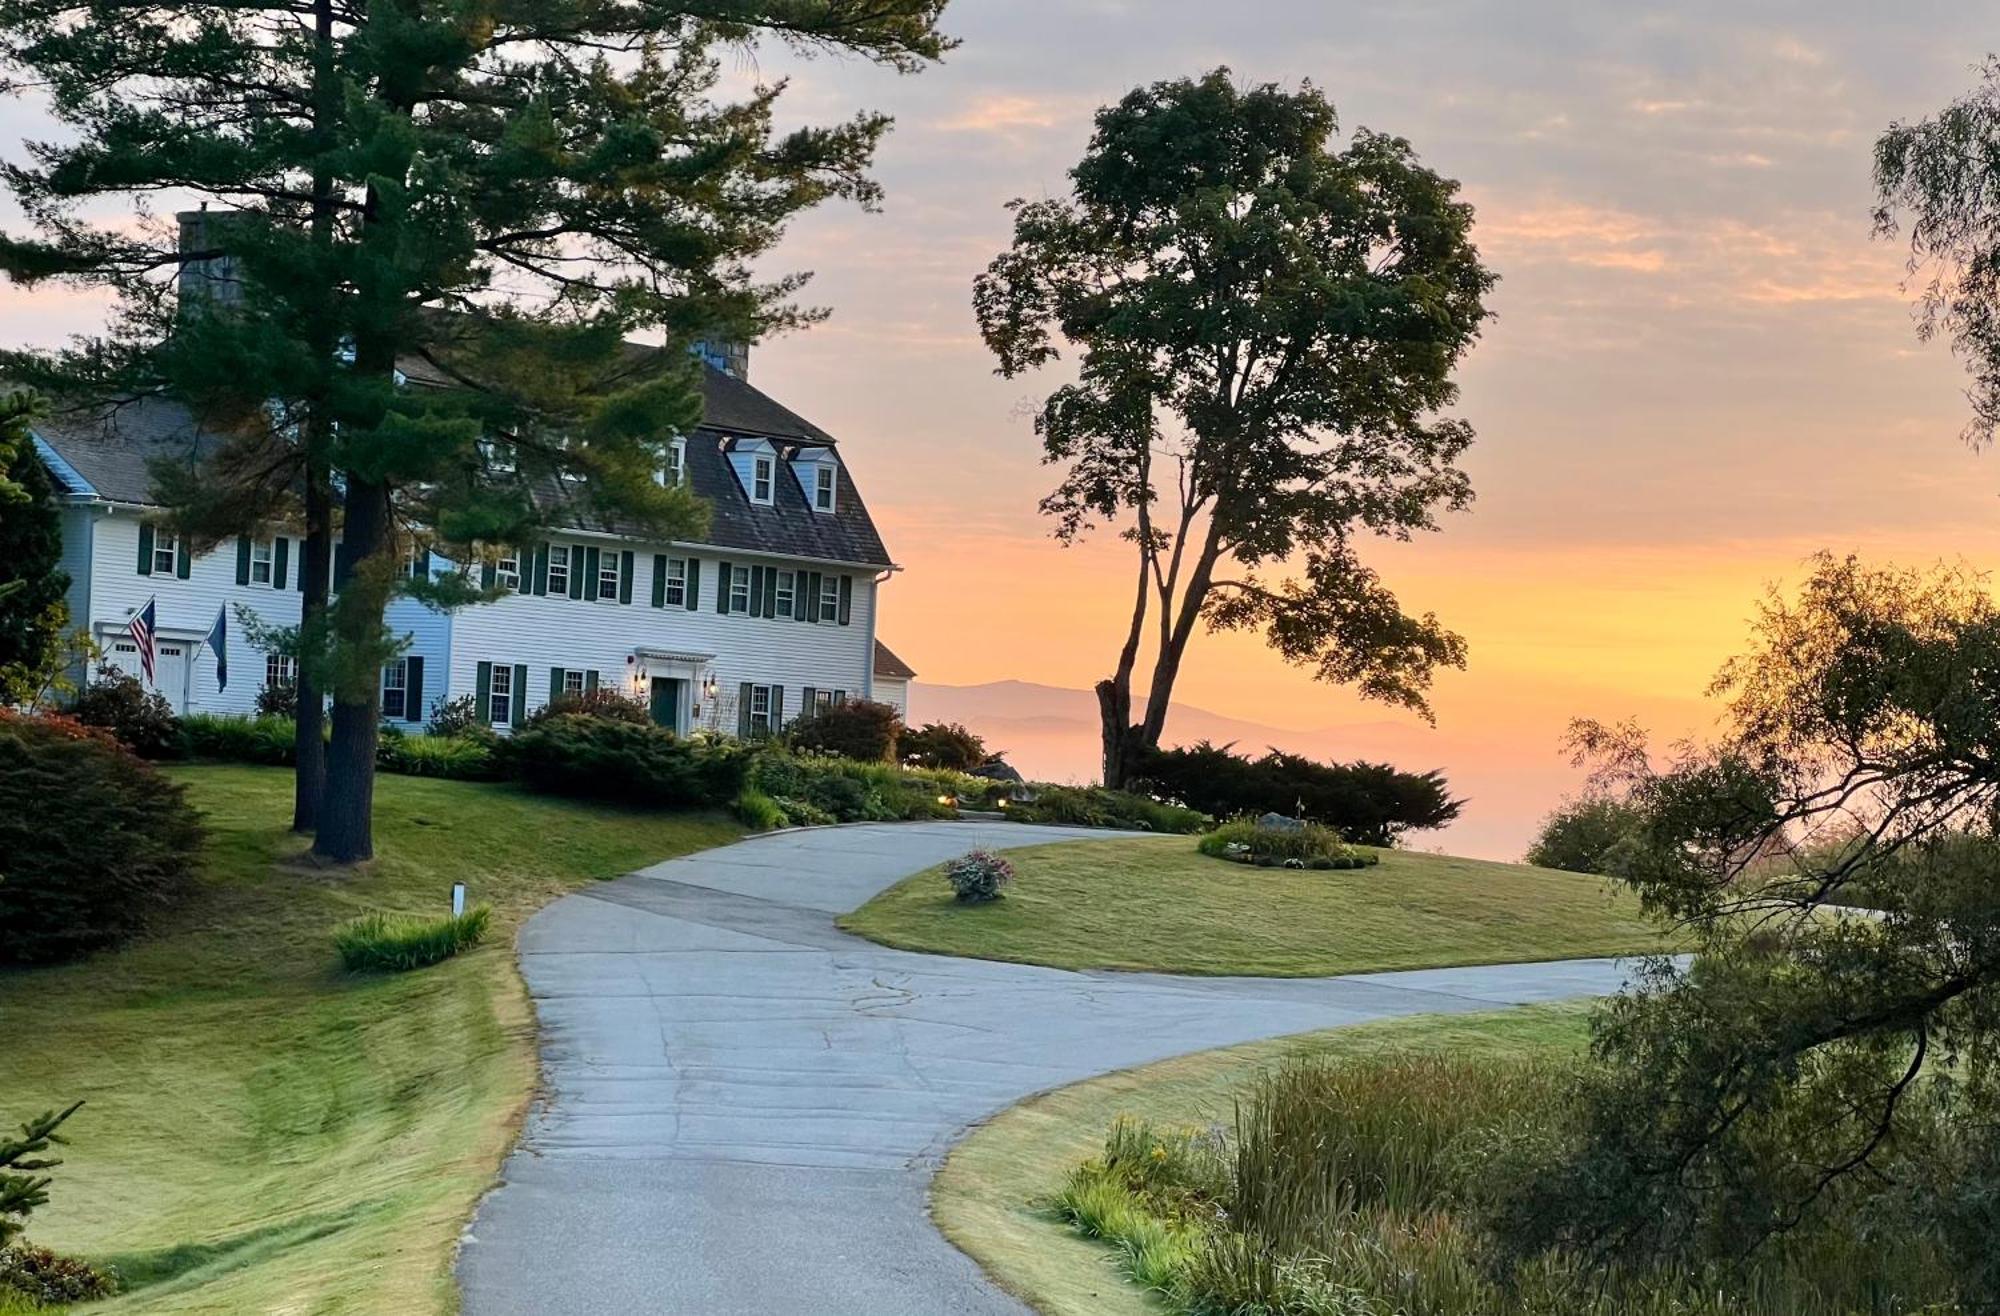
top-left (129, 597), bottom-right (158, 685)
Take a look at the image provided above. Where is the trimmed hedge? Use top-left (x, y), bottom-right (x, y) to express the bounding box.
top-left (0, 712), bottom-right (205, 964)
top-left (506, 715), bottom-right (750, 807)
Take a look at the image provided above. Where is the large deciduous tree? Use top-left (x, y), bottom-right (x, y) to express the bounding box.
top-left (1495, 555), bottom-right (2000, 1303)
top-left (1875, 57), bottom-right (2000, 448)
top-left (974, 69), bottom-right (1494, 788)
top-left (0, 0), bottom-right (950, 859)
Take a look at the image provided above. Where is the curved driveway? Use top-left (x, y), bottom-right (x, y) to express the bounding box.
top-left (458, 822), bottom-right (1639, 1315)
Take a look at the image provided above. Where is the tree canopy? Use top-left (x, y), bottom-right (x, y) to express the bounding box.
top-left (974, 68), bottom-right (1494, 786)
top-left (0, 0), bottom-right (950, 857)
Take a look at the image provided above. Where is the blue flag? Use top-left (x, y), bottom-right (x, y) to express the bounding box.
top-left (204, 605), bottom-right (228, 691)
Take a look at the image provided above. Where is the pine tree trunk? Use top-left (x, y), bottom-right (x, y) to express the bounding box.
top-left (290, 475), bottom-right (329, 833)
top-left (311, 476), bottom-right (389, 864)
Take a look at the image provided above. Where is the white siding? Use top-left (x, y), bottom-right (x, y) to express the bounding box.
top-left (873, 676), bottom-right (908, 716)
top-left (444, 539), bottom-right (877, 733)
top-left (88, 513), bottom-right (305, 715)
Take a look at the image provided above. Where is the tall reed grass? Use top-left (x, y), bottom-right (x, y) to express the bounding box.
top-left (1054, 1051), bottom-right (1959, 1315)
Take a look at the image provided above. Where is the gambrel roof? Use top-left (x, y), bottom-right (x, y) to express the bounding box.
top-left (31, 363), bottom-right (892, 569)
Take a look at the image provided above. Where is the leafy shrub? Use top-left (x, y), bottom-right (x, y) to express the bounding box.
top-left (943, 849), bottom-right (1014, 903)
top-left (508, 715), bottom-right (749, 807)
top-left (734, 787), bottom-right (786, 831)
top-left (0, 1245), bottom-right (115, 1306)
top-left (1523, 796), bottom-right (1647, 874)
top-left (376, 732), bottom-right (499, 780)
top-left (68, 664), bottom-right (181, 758)
top-left (425, 693), bottom-right (481, 738)
top-left (1008, 784), bottom-right (1207, 833)
top-left (748, 749), bottom-right (969, 824)
top-left (522, 687), bottom-right (652, 729)
top-left (1197, 818), bottom-right (1375, 869)
top-left (786, 698), bottom-right (901, 762)
top-left (0, 712), bottom-right (204, 964)
top-left (253, 679), bottom-right (297, 717)
top-left (334, 905), bottom-right (490, 972)
top-left (1133, 741), bottom-right (1462, 845)
top-left (901, 721), bottom-right (988, 771)
top-left (180, 712), bottom-right (297, 764)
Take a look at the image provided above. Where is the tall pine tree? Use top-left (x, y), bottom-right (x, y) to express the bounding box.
top-left (0, 392), bottom-right (71, 697)
top-left (0, 0), bottom-right (951, 859)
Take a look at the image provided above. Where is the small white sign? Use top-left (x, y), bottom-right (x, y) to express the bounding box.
top-left (451, 882), bottom-right (467, 917)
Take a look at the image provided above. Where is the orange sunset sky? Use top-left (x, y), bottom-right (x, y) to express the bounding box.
top-left (4, 2), bottom-right (1997, 858)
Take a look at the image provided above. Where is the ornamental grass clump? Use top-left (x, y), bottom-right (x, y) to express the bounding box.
top-left (944, 850), bottom-right (1014, 903)
top-left (334, 905), bottom-right (490, 972)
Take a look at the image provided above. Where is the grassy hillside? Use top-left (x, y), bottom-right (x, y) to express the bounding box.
top-left (840, 837), bottom-right (1667, 977)
top-left (0, 765), bottom-right (739, 1314)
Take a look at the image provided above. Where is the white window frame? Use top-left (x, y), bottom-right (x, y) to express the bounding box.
top-left (488, 663), bottom-right (513, 726)
top-left (749, 684), bottom-right (773, 735)
top-left (250, 537), bottom-right (274, 584)
top-left (265, 651), bottom-right (297, 691)
top-left (546, 545), bottom-right (570, 596)
top-left (663, 557), bottom-right (688, 607)
top-left (814, 465), bottom-right (836, 512)
top-left (813, 688), bottom-right (833, 713)
top-left (751, 454), bottom-right (774, 505)
top-left (496, 548), bottom-right (521, 593)
top-left (775, 569), bottom-right (795, 617)
top-left (405, 543), bottom-right (428, 579)
top-left (729, 564), bottom-right (751, 613)
top-left (562, 668), bottom-right (585, 697)
top-left (819, 575), bottom-right (839, 622)
top-left (597, 551), bottom-right (621, 601)
top-left (152, 531), bottom-right (179, 576)
top-left (480, 438), bottom-right (516, 475)
top-left (659, 437), bottom-right (687, 488)
top-left (381, 658), bottom-right (408, 719)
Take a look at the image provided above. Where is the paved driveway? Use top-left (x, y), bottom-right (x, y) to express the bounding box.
top-left (458, 822), bottom-right (1639, 1315)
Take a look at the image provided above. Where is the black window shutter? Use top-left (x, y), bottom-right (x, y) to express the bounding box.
top-left (274, 537), bottom-right (289, 590)
top-left (837, 574), bottom-right (853, 626)
top-left (475, 661), bottom-right (492, 725)
top-left (619, 550), bottom-right (634, 604)
top-left (532, 543), bottom-right (549, 596)
top-left (584, 546), bottom-right (601, 599)
top-left (802, 685), bottom-right (817, 712)
top-left (585, 670), bottom-right (599, 694)
top-left (481, 559), bottom-right (496, 589)
top-left (651, 555), bottom-right (667, 608)
top-left (686, 558), bottom-right (700, 610)
top-left (805, 572), bottom-right (821, 624)
top-left (297, 539), bottom-right (306, 592)
top-left (549, 667), bottom-right (564, 702)
top-left (772, 685), bottom-right (785, 728)
top-left (567, 550), bottom-right (584, 600)
top-left (333, 543), bottom-right (351, 589)
top-left (175, 537), bottom-right (192, 579)
top-left (716, 560), bottom-right (731, 614)
top-left (737, 681), bottom-right (753, 737)
top-left (763, 568), bottom-right (778, 617)
top-left (410, 542), bottom-right (428, 580)
top-left (406, 656), bottom-right (425, 723)
top-left (511, 664), bottom-right (529, 728)
top-left (749, 565), bottom-right (765, 618)
top-left (137, 523), bottom-right (154, 575)
top-left (833, 688), bottom-right (846, 704)
top-left (235, 535), bottom-right (252, 585)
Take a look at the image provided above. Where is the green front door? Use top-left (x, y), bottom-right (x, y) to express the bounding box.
top-left (649, 677), bottom-right (684, 731)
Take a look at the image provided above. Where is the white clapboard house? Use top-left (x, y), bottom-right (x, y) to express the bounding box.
top-left (32, 349), bottom-right (916, 736)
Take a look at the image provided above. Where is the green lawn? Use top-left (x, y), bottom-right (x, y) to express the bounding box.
top-left (0, 764), bottom-right (740, 1314)
top-left (840, 837), bottom-right (1668, 976)
top-left (934, 1003), bottom-right (1592, 1316)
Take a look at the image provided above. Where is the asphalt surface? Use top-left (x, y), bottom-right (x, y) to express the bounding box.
top-left (457, 822), bottom-right (1642, 1315)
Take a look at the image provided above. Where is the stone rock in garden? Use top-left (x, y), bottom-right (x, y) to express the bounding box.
top-left (1257, 811), bottom-right (1305, 831)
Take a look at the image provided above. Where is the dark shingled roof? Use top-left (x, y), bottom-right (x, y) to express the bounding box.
top-left (31, 364), bottom-right (891, 568)
top-left (873, 639), bottom-right (916, 680)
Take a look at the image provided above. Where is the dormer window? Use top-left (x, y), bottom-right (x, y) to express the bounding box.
top-left (660, 437), bottom-right (686, 487)
top-left (813, 465), bottom-right (836, 512)
top-left (479, 439), bottom-right (516, 475)
top-left (751, 454), bottom-right (775, 505)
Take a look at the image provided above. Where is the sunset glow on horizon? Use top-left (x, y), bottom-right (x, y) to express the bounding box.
top-left (6, 0), bottom-right (1997, 858)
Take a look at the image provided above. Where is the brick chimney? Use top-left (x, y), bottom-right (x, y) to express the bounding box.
top-left (691, 338), bottom-right (749, 381)
top-left (176, 206), bottom-right (243, 315)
